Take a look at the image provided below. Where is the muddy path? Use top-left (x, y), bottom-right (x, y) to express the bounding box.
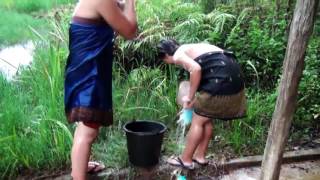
top-left (35, 148), bottom-right (320, 180)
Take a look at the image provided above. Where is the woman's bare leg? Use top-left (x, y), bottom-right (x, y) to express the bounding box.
top-left (71, 122), bottom-right (99, 180)
top-left (180, 113), bottom-right (210, 164)
top-left (193, 120), bottom-right (213, 162)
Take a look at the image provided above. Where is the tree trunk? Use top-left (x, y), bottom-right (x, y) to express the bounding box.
top-left (260, 0), bottom-right (319, 180)
top-left (285, 0), bottom-right (294, 35)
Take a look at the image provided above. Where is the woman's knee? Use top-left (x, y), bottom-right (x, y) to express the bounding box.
top-left (74, 123), bottom-right (99, 145)
top-left (74, 133), bottom-right (98, 146)
top-left (205, 121), bottom-right (213, 128)
top-left (192, 113), bottom-right (210, 125)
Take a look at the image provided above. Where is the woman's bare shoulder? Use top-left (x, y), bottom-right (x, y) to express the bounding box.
top-left (73, 0), bottom-right (103, 18)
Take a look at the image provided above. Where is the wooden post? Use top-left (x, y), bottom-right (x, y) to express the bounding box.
top-left (260, 0), bottom-right (319, 180)
top-left (285, 0), bottom-right (294, 34)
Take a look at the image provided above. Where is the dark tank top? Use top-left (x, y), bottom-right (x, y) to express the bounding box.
top-left (194, 51), bottom-right (245, 95)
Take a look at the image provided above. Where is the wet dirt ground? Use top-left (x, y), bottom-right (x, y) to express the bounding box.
top-left (50, 159), bottom-right (320, 180)
top-left (16, 132), bottom-right (320, 180)
top-left (221, 160), bottom-right (320, 180)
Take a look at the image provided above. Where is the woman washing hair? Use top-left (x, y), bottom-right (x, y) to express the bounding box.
top-left (157, 39), bottom-right (247, 169)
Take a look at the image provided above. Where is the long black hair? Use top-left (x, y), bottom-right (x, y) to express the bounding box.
top-left (157, 38), bottom-right (180, 59)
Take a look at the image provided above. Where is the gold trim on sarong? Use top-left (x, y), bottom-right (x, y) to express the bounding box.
top-left (194, 89), bottom-right (247, 120)
top-left (66, 107), bottom-right (113, 126)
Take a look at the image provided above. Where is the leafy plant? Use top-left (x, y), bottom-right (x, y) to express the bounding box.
top-left (224, 7), bottom-right (287, 88)
top-left (0, 0), bottom-right (71, 13)
top-left (294, 36), bottom-right (320, 126)
top-left (0, 10), bottom-right (47, 45)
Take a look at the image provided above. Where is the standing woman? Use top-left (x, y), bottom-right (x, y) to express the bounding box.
top-left (64, 0), bottom-right (137, 179)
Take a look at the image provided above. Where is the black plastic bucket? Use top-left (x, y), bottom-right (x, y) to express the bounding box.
top-left (123, 120), bottom-right (167, 167)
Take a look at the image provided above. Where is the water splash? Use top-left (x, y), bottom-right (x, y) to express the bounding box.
top-left (177, 109), bottom-right (193, 126)
top-left (177, 175), bottom-right (187, 180)
top-left (177, 125), bottom-right (187, 153)
top-left (175, 109), bottom-right (193, 153)
top-left (0, 41), bottom-right (35, 80)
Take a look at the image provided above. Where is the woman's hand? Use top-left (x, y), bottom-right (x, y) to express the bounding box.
top-left (182, 96), bottom-right (195, 109)
top-left (98, 0), bottom-right (137, 39)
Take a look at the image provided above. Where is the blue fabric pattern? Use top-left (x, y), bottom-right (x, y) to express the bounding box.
top-left (64, 20), bottom-right (114, 113)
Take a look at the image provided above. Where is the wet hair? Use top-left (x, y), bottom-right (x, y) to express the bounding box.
top-left (157, 38), bottom-right (180, 59)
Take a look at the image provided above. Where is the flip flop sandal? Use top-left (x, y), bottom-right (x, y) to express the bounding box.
top-left (192, 159), bottom-right (209, 166)
top-left (167, 157), bottom-right (194, 170)
top-left (87, 161), bottom-right (105, 174)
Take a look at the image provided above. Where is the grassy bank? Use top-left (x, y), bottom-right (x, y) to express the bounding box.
top-left (0, 0), bottom-right (71, 13)
top-left (0, 0), bottom-right (71, 45)
top-left (0, 10), bottom-right (46, 45)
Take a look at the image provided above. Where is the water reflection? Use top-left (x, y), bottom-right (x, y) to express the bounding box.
top-left (0, 41), bottom-right (35, 80)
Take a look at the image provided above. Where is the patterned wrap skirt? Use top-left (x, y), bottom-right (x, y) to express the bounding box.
top-left (64, 17), bottom-right (114, 126)
top-left (193, 51), bottom-right (247, 120)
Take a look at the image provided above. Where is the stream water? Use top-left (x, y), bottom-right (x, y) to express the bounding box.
top-left (176, 108), bottom-right (193, 153)
top-left (0, 41), bottom-right (35, 80)
top-left (176, 120), bottom-right (188, 153)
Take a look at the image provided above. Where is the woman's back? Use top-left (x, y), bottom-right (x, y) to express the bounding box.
top-left (178, 43), bottom-right (224, 60)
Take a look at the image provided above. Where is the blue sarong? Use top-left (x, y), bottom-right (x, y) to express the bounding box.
top-left (64, 17), bottom-right (114, 126)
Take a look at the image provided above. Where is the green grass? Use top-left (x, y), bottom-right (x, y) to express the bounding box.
top-left (0, 0), bottom-right (72, 13)
top-left (93, 130), bottom-right (129, 168)
top-left (0, 10), bottom-right (47, 45)
top-left (0, 64), bottom-right (72, 178)
top-left (0, 0), bottom-right (72, 45)
top-left (216, 90), bottom-right (277, 155)
top-left (0, 17), bottom-right (72, 178)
